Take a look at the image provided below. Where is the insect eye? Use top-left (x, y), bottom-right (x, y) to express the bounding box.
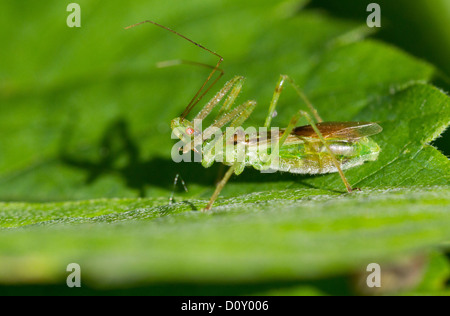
top-left (186, 127), bottom-right (194, 135)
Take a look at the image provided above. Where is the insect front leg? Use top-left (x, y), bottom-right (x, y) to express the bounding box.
top-left (201, 100), bottom-right (257, 211)
top-left (202, 100), bottom-right (257, 158)
top-left (194, 75), bottom-right (245, 121)
top-left (183, 76), bottom-right (246, 153)
top-left (188, 99), bottom-right (257, 155)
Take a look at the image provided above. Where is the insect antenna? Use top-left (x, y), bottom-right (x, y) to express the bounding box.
top-left (125, 20), bottom-right (224, 120)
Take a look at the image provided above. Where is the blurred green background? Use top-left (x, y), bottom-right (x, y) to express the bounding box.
top-left (0, 0), bottom-right (449, 295)
top-left (0, 0), bottom-right (448, 202)
top-left (308, 0), bottom-right (450, 155)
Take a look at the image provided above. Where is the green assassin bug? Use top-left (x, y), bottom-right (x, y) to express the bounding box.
top-left (126, 20), bottom-right (382, 211)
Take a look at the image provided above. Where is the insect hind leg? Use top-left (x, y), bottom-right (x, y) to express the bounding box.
top-left (264, 75), bottom-right (323, 129)
top-left (266, 75), bottom-right (354, 193)
top-left (298, 111), bottom-right (354, 193)
top-left (282, 75), bottom-right (323, 123)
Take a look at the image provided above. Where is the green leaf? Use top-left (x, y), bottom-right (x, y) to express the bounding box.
top-left (0, 0), bottom-right (449, 294)
top-left (0, 186), bottom-right (449, 291)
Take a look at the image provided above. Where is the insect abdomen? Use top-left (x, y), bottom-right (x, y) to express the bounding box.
top-left (270, 137), bottom-right (380, 174)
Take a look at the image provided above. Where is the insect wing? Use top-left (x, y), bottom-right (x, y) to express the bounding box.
top-left (291, 122), bottom-right (382, 141)
top-left (323, 122), bottom-right (382, 139)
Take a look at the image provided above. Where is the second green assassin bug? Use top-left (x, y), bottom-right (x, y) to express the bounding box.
top-left (125, 20), bottom-right (382, 211)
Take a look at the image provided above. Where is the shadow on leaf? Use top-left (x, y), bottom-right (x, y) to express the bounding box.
top-left (58, 118), bottom-right (320, 197)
